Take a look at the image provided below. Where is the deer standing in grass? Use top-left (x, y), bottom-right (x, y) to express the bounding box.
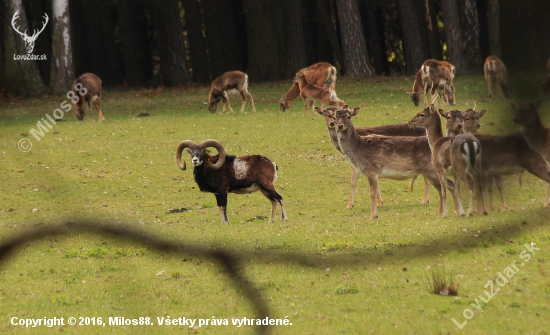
top-left (420, 59), bottom-right (456, 106)
top-left (333, 106), bottom-right (452, 219)
top-left (72, 73), bottom-right (104, 123)
top-left (409, 106), bottom-right (487, 217)
top-left (511, 101), bottom-right (550, 161)
top-left (316, 106), bottom-right (429, 208)
top-left (296, 72), bottom-right (344, 117)
top-left (204, 71), bottom-right (256, 114)
top-left (279, 62), bottom-right (337, 112)
top-left (484, 56), bottom-right (510, 98)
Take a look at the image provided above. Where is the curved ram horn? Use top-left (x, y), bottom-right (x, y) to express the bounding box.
top-left (176, 140), bottom-right (197, 170)
top-left (198, 139), bottom-right (226, 170)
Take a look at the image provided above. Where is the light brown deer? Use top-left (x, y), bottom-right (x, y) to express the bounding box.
top-left (204, 71), bottom-right (256, 114)
top-left (316, 106), bottom-right (429, 208)
top-left (333, 106), bottom-right (453, 219)
top-left (421, 59), bottom-right (456, 106)
top-left (511, 101), bottom-right (550, 161)
top-left (296, 72), bottom-right (344, 117)
top-left (72, 73), bottom-right (104, 123)
top-left (484, 56), bottom-right (510, 98)
top-left (408, 106), bottom-right (487, 217)
top-left (279, 62), bottom-right (338, 112)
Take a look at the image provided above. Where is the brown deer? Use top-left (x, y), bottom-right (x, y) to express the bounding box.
top-left (408, 106), bottom-right (487, 217)
top-left (279, 62), bottom-right (338, 112)
top-left (296, 72), bottom-right (344, 117)
top-left (420, 59), bottom-right (456, 106)
top-left (72, 73), bottom-right (104, 123)
top-left (333, 106), bottom-right (453, 219)
top-left (316, 106), bottom-right (429, 208)
top-left (204, 71), bottom-right (256, 114)
top-left (484, 56), bottom-right (510, 98)
top-left (511, 101), bottom-right (550, 161)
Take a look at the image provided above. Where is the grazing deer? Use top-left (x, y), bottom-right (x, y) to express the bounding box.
top-left (316, 106), bottom-right (429, 208)
top-left (279, 62), bottom-right (338, 112)
top-left (409, 70), bottom-right (424, 107)
top-left (11, 10), bottom-right (48, 54)
top-left (72, 73), bottom-right (104, 123)
top-left (204, 71), bottom-right (256, 114)
top-left (511, 101), bottom-right (550, 161)
top-left (420, 59), bottom-right (456, 106)
top-left (296, 72), bottom-right (344, 117)
top-left (484, 56), bottom-right (510, 98)
top-left (409, 106), bottom-right (487, 217)
top-left (333, 106), bottom-right (452, 219)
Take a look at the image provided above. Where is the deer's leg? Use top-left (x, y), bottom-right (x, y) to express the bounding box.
top-left (438, 172), bottom-right (449, 218)
top-left (474, 172), bottom-right (487, 215)
top-left (347, 166), bottom-right (360, 209)
top-left (488, 78), bottom-right (494, 98)
top-left (494, 175), bottom-right (507, 210)
top-left (422, 176), bottom-right (430, 204)
top-left (366, 174), bottom-right (379, 219)
top-left (94, 97), bottom-right (104, 123)
top-left (245, 90), bottom-right (256, 112)
top-left (238, 91), bottom-right (247, 113)
top-left (223, 92), bottom-right (235, 115)
top-left (452, 174), bottom-right (466, 217)
top-left (260, 186), bottom-right (286, 222)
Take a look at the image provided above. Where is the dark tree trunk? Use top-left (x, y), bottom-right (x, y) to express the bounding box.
top-left (202, 0), bottom-right (244, 79)
top-left (118, 0), bottom-right (152, 86)
top-left (457, 0), bottom-right (483, 73)
top-left (74, 0), bottom-right (124, 86)
top-left (2, 0), bottom-right (47, 96)
top-left (360, 3), bottom-right (389, 75)
top-left (182, 0), bottom-right (210, 83)
top-left (49, 0), bottom-right (75, 94)
top-left (486, 0), bottom-right (500, 57)
top-left (396, 0), bottom-right (427, 75)
top-left (148, 0), bottom-right (191, 86)
top-left (279, 0), bottom-right (307, 77)
top-left (441, 0), bottom-right (467, 73)
top-left (316, 0), bottom-right (344, 71)
top-left (24, 0), bottom-right (51, 85)
top-left (424, 0), bottom-right (443, 60)
top-left (241, 0), bottom-right (282, 81)
top-left (335, 0), bottom-right (375, 77)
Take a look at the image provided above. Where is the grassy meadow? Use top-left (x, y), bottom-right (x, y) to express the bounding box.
top-left (0, 73), bottom-right (549, 334)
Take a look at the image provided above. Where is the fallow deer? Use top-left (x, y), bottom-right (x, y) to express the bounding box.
top-left (484, 56), bottom-right (510, 98)
top-left (316, 106), bottom-right (429, 208)
top-left (333, 106), bottom-right (452, 219)
top-left (511, 101), bottom-right (550, 161)
top-left (409, 106), bottom-right (487, 217)
top-left (72, 73), bottom-right (104, 123)
top-left (420, 59), bottom-right (456, 107)
top-left (296, 72), bottom-right (344, 117)
top-left (204, 71), bottom-right (256, 114)
top-left (279, 62), bottom-right (338, 112)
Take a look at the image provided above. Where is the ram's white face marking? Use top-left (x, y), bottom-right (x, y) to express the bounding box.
top-left (233, 158), bottom-right (248, 179)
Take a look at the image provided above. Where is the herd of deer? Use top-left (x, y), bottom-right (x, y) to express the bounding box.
top-left (69, 56), bottom-right (550, 222)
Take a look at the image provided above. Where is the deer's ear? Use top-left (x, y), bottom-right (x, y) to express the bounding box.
top-left (479, 110), bottom-right (487, 117)
top-left (437, 109), bottom-right (447, 117)
top-left (351, 107), bottom-right (360, 116)
top-left (314, 107), bottom-right (323, 115)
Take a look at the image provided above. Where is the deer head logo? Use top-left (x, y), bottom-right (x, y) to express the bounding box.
top-left (11, 10), bottom-right (49, 54)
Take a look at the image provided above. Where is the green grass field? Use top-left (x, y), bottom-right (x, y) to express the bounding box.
top-left (1, 74), bottom-right (549, 334)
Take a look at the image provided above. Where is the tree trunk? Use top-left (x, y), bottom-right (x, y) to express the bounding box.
top-left (424, 0), bottom-right (443, 60)
top-left (148, 0), bottom-right (192, 86)
top-left (396, 0), bottom-right (427, 75)
top-left (486, 0), bottom-right (500, 57)
top-left (49, 0), bottom-right (74, 94)
top-left (457, 0), bottom-right (483, 72)
top-left (317, 0), bottom-right (344, 72)
top-left (241, 0), bottom-right (282, 81)
top-left (202, 0), bottom-right (244, 79)
top-left (441, 0), bottom-right (466, 74)
top-left (278, 0), bottom-right (307, 77)
top-left (1, 0), bottom-right (47, 96)
top-left (182, 0), bottom-right (210, 83)
top-left (118, 0), bottom-right (152, 86)
top-left (360, 3), bottom-right (389, 75)
top-left (335, 0), bottom-right (375, 78)
top-left (24, 0), bottom-right (51, 85)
